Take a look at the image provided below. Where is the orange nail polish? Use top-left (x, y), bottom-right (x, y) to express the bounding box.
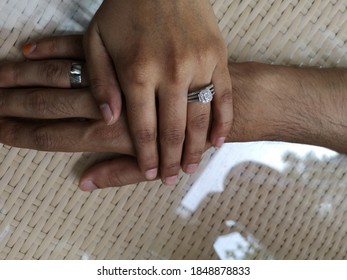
top-left (22, 42), bottom-right (36, 55)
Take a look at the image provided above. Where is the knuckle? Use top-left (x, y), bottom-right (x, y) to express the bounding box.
top-left (9, 63), bottom-right (20, 85)
top-left (1, 122), bottom-right (17, 145)
top-left (216, 119), bottom-right (234, 133)
top-left (139, 155), bottom-right (158, 171)
top-left (189, 112), bottom-right (210, 131)
top-left (185, 149), bottom-right (204, 162)
top-left (135, 128), bottom-right (156, 145)
top-left (40, 61), bottom-right (64, 85)
top-left (105, 171), bottom-right (123, 187)
top-left (195, 46), bottom-right (214, 66)
top-left (218, 88), bottom-right (233, 104)
top-left (169, 68), bottom-right (187, 86)
top-left (166, 57), bottom-right (191, 85)
top-left (0, 63), bottom-right (20, 85)
top-left (26, 91), bottom-right (48, 114)
top-left (162, 161), bottom-right (181, 174)
top-left (0, 91), bottom-right (7, 112)
top-left (161, 127), bottom-right (185, 146)
top-left (122, 60), bottom-right (151, 88)
top-left (46, 37), bottom-right (59, 54)
top-left (196, 40), bottom-right (224, 63)
top-left (33, 128), bottom-right (53, 150)
top-left (90, 125), bottom-right (119, 143)
top-left (128, 71), bottom-right (147, 88)
top-left (127, 99), bottom-right (146, 115)
top-left (52, 98), bottom-right (74, 116)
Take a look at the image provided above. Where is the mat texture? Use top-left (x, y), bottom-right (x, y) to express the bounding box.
top-left (0, 0), bottom-right (346, 259)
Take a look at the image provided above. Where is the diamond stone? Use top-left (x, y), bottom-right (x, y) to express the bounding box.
top-left (198, 88), bottom-right (213, 103)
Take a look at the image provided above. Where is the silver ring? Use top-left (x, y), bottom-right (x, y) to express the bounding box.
top-left (70, 63), bottom-right (82, 88)
top-left (187, 84), bottom-right (215, 103)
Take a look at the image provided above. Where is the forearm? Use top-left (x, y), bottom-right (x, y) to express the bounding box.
top-left (228, 62), bottom-right (347, 153)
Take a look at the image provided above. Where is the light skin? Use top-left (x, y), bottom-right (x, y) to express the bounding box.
top-left (80, 0), bottom-right (232, 185)
top-left (2, 36), bottom-right (347, 190)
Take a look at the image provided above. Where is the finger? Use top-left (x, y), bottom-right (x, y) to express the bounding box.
top-left (158, 86), bottom-right (187, 185)
top-left (84, 25), bottom-right (122, 125)
top-left (22, 35), bottom-right (84, 60)
top-left (0, 118), bottom-right (133, 154)
top-left (181, 58), bottom-right (213, 174)
top-left (79, 156), bottom-right (148, 191)
top-left (0, 88), bottom-right (100, 119)
top-left (210, 63), bottom-right (233, 147)
top-left (0, 60), bottom-right (87, 88)
top-left (124, 85), bottom-right (158, 181)
top-left (182, 100), bottom-right (210, 174)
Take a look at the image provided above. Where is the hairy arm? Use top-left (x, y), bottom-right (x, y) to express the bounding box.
top-left (228, 62), bottom-right (347, 154)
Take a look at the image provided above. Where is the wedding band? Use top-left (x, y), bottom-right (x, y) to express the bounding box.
top-left (187, 84), bottom-right (215, 103)
top-left (70, 63), bottom-right (82, 88)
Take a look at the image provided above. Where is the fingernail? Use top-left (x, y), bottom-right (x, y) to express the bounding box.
top-left (22, 42), bottom-right (36, 55)
top-left (186, 164), bottom-right (198, 174)
top-left (100, 103), bottom-right (114, 125)
top-left (145, 168), bottom-right (158, 180)
top-left (80, 180), bottom-right (98, 192)
top-left (164, 175), bottom-right (178, 186)
top-left (215, 137), bottom-right (226, 148)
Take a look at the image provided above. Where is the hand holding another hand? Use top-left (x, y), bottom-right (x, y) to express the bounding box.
top-left (12, 35), bottom-right (334, 191)
top-left (84, 0), bottom-right (233, 184)
top-left (5, 34), bottom-right (234, 190)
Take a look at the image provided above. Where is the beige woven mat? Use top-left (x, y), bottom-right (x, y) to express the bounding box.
top-left (0, 0), bottom-right (346, 260)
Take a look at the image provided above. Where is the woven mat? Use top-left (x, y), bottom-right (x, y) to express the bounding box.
top-left (0, 0), bottom-right (346, 260)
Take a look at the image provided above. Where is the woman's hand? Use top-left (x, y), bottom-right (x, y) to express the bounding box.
top-left (83, 0), bottom-right (233, 185)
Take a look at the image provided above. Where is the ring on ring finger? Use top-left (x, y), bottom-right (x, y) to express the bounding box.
top-left (187, 84), bottom-right (215, 103)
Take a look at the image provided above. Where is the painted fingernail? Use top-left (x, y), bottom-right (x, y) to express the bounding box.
top-left (145, 168), bottom-right (158, 180)
top-left (80, 180), bottom-right (98, 192)
top-left (164, 175), bottom-right (178, 186)
top-left (22, 42), bottom-right (36, 55)
top-left (215, 137), bottom-right (226, 148)
top-left (100, 103), bottom-right (114, 125)
top-left (186, 164), bottom-right (198, 174)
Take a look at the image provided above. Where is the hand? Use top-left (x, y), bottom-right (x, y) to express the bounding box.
top-left (16, 35), bottom-right (215, 190)
top-left (15, 36), bottom-right (347, 190)
top-left (84, 0), bottom-right (233, 184)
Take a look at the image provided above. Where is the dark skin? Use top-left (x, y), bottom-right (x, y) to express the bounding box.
top-left (1, 35), bottom-right (347, 190)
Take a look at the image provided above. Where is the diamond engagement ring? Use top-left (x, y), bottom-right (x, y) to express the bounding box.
top-left (70, 63), bottom-right (83, 88)
top-left (187, 84), bottom-right (215, 103)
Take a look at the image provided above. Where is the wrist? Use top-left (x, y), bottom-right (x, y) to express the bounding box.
top-left (227, 62), bottom-right (287, 143)
top-left (228, 62), bottom-right (347, 153)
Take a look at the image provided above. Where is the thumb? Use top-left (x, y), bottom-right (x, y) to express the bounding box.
top-left (84, 26), bottom-right (122, 125)
top-left (79, 156), bottom-right (149, 191)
